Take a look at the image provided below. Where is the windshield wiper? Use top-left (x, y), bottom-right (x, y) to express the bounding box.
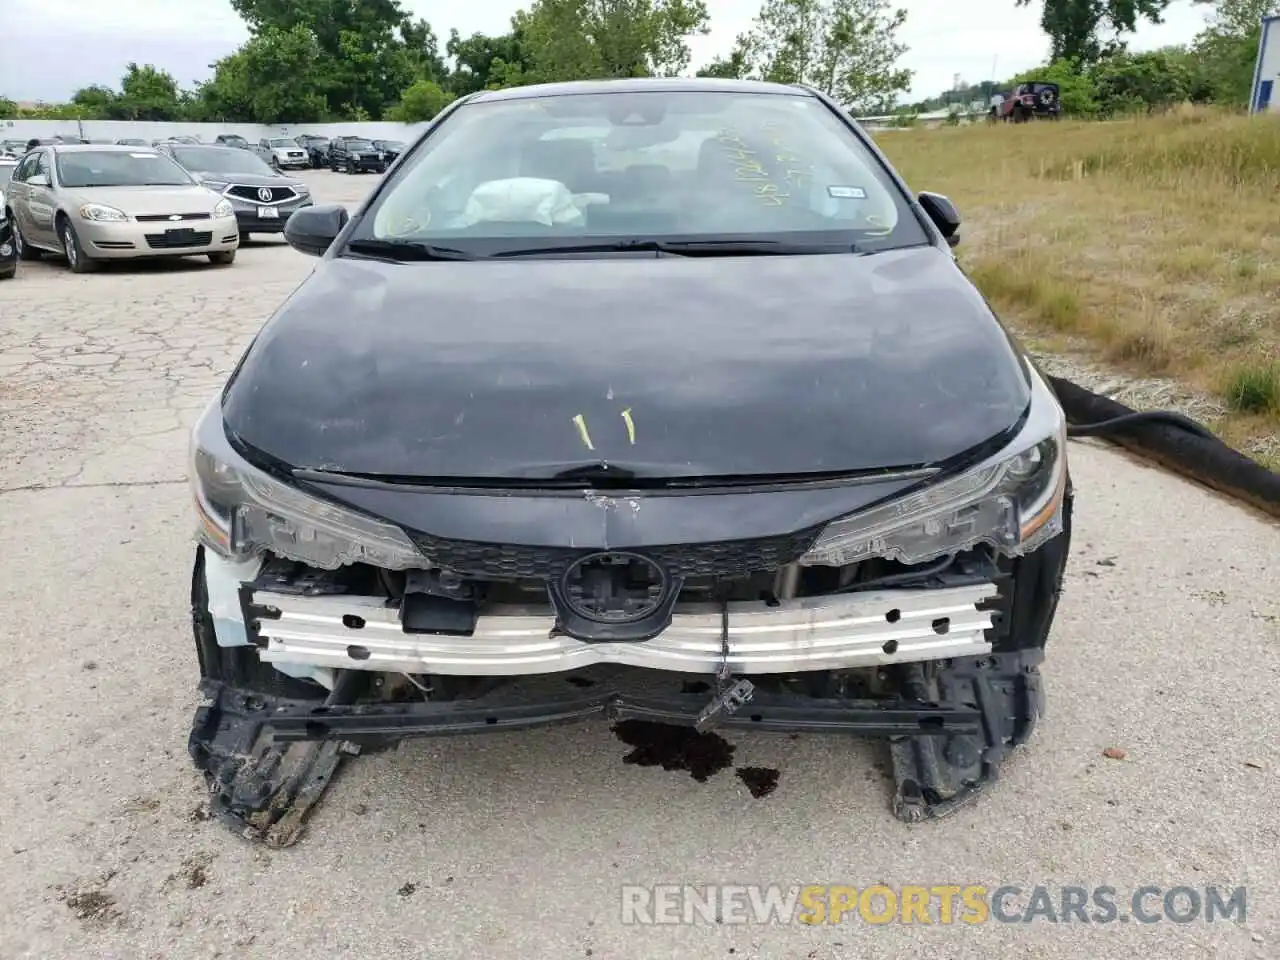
top-left (489, 238), bottom-right (858, 258)
top-left (344, 238), bottom-right (478, 262)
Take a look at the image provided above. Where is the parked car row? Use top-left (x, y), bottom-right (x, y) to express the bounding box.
top-left (0, 141), bottom-right (315, 275)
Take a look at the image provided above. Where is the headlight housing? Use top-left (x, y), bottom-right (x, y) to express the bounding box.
top-left (213, 199), bottom-right (235, 219)
top-left (293, 183), bottom-right (310, 197)
top-left (79, 203), bottom-right (128, 222)
top-left (799, 364), bottom-right (1068, 567)
top-left (189, 398), bottom-right (424, 570)
top-left (201, 179), bottom-right (229, 193)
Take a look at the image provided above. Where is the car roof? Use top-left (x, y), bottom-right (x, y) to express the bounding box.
top-left (469, 76), bottom-right (813, 103)
top-left (48, 143), bottom-right (167, 153)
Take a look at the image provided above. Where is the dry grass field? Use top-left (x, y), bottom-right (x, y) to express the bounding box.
top-left (876, 108), bottom-right (1280, 467)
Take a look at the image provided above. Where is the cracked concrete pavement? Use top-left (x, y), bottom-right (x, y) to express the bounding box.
top-left (1, 171), bottom-right (1278, 960)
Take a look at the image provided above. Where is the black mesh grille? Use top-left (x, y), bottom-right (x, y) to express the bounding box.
top-left (407, 528), bottom-right (822, 580)
top-left (144, 230), bottom-right (213, 249)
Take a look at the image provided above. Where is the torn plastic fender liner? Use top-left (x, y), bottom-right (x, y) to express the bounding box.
top-left (190, 547), bottom-right (354, 846)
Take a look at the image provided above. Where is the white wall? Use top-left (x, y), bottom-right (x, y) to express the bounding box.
top-left (0, 118), bottom-right (432, 143)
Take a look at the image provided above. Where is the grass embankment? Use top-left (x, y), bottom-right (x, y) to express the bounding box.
top-left (875, 108), bottom-right (1280, 467)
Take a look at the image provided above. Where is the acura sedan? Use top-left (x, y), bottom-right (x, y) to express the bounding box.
top-left (186, 78), bottom-right (1072, 844)
top-left (158, 142), bottom-right (312, 240)
top-left (6, 144), bottom-right (238, 271)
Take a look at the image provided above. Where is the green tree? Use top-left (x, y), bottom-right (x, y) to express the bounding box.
top-left (387, 79), bottom-right (455, 121)
top-left (70, 85), bottom-right (117, 118)
top-left (1015, 0), bottom-right (1173, 64)
top-left (115, 63), bottom-right (182, 120)
top-left (695, 46), bottom-right (751, 78)
top-left (1190, 0), bottom-right (1279, 105)
top-left (199, 25), bottom-right (330, 122)
top-left (1091, 48), bottom-right (1193, 114)
top-left (733, 0), bottom-right (912, 111)
top-left (0, 96), bottom-right (16, 118)
top-left (227, 0), bottom-right (444, 118)
top-left (446, 29), bottom-right (532, 94)
top-left (518, 0), bottom-right (710, 82)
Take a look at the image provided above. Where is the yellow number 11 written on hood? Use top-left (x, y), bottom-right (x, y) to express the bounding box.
top-left (571, 409), bottom-right (636, 451)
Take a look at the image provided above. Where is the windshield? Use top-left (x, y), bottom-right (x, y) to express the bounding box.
top-left (354, 90), bottom-right (924, 255)
top-left (55, 150), bottom-right (193, 188)
top-left (343, 139), bottom-right (375, 150)
top-left (269, 139), bottom-right (298, 148)
top-left (173, 146), bottom-right (274, 175)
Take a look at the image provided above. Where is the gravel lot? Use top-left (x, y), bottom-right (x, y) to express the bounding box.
top-left (1, 171), bottom-right (1277, 959)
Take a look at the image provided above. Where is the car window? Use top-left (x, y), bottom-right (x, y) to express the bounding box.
top-left (13, 152), bottom-right (37, 181)
top-left (34, 152), bottom-right (50, 180)
top-left (0, 162), bottom-right (16, 187)
top-left (269, 139), bottom-right (297, 147)
top-left (54, 150), bottom-right (193, 188)
top-left (358, 90), bottom-right (923, 253)
top-left (174, 147), bottom-right (275, 175)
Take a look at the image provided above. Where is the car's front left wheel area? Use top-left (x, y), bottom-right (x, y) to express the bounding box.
top-left (208, 250), bottom-right (236, 266)
top-left (58, 216), bottom-right (97, 274)
top-left (13, 217), bottom-right (41, 261)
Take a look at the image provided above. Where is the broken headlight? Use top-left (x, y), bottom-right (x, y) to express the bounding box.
top-left (799, 365), bottom-right (1068, 567)
top-left (188, 398), bottom-right (424, 570)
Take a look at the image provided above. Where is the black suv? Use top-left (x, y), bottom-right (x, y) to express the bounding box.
top-left (372, 139), bottom-right (406, 164)
top-left (295, 134), bottom-right (330, 168)
top-left (328, 136), bottom-right (386, 174)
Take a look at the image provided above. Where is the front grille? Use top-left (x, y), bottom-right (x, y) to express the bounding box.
top-left (135, 213), bottom-right (211, 222)
top-left (144, 230), bottom-right (212, 249)
top-left (407, 528), bottom-right (822, 580)
top-left (227, 184), bottom-right (297, 204)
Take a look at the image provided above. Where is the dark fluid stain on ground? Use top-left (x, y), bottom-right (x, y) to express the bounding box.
top-left (681, 680), bottom-right (711, 694)
top-left (397, 882), bottom-right (417, 897)
top-left (735, 766), bottom-right (780, 798)
top-left (612, 720), bottom-right (735, 782)
top-left (564, 675), bottom-right (596, 688)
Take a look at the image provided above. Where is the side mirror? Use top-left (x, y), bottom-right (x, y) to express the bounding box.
top-left (284, 203), bottom-right (349, 257)
top-left (28, 173), bottom-right (50, 187)
top-left (918, 191), bottom-right (960, 247)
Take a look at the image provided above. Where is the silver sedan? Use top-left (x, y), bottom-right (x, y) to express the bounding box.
top-left (4, 144), bottom-right (239, 273)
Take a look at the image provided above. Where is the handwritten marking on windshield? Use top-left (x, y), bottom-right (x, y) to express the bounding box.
top-left (572, 413), bottom-right (595, 450)
top-left (620, 408), bottom-right (636, 445)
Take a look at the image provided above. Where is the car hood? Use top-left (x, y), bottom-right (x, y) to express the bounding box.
top-left (195, 170), bottom-right (300, 188)
top-left (222, 245), bottom-right (1031, 480)
top-left (65, 184), bottom-right (224, 215)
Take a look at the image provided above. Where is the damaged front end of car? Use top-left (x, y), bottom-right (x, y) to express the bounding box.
top-left (185, 366), bottom-right (1072, 846)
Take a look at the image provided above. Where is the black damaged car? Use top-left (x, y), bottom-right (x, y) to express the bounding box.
top-left (187, 78), bottom-right (1072, 845)
top-left (0, 156), bottom-right (17, 278)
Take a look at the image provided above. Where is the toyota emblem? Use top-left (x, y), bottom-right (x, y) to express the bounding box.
top-left (257, 187), bottom-right (273, 202)
top-left (559, 551), bottom-right (668, 624)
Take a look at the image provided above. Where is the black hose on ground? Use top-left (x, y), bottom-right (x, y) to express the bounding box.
top-left (1048, 375), bottom-right (1280, 520)
top-left (1066, 410), bottom-right (1216, 440)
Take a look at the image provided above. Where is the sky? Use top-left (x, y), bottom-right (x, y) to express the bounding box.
top-left (0, 0), bottom-right (1215, 104)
